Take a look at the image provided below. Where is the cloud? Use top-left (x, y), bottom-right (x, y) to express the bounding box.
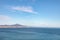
top-left (0, 15), bottom-right (11, 20)
top-left (11, 6), bottom-right (38, 14)
top-left (25, 23), bottom-right (60, 28)
top-left (20, 20), bottom-right (60, 28)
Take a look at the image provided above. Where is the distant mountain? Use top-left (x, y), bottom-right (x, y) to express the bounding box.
top-left (0, 24), bottom-right (26, 28)
top-left (11, 24), bottom-right (23, 26)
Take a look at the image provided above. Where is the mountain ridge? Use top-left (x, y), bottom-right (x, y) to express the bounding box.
top-left (0, 24), bottom-right (26, 28)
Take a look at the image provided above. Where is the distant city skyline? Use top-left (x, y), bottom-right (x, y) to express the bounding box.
top-left (0, 0), bottom-right (60, 27)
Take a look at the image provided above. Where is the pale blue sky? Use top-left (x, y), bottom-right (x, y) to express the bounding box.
top-left (0, 0), bottom-right (60, 27)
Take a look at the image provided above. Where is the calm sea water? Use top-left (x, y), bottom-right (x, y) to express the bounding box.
top-left (0, 28), bottom-right (60, 40)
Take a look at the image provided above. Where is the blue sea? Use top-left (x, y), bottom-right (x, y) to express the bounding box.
top-left (0, 28), bottom-right (60, 40)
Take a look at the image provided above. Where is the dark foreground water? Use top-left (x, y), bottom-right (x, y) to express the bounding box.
top-left (0, 28), bottom-right (60, 40)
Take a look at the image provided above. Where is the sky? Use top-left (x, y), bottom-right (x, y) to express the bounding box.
top-left (0, 0), bottom-right (60, 27)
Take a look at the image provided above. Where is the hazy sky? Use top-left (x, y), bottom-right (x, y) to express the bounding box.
top-left (0, 0), bottom-right (60, 27)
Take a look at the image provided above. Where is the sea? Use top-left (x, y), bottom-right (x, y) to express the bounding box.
top-left (0, 28), bottom-right (60, 40)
